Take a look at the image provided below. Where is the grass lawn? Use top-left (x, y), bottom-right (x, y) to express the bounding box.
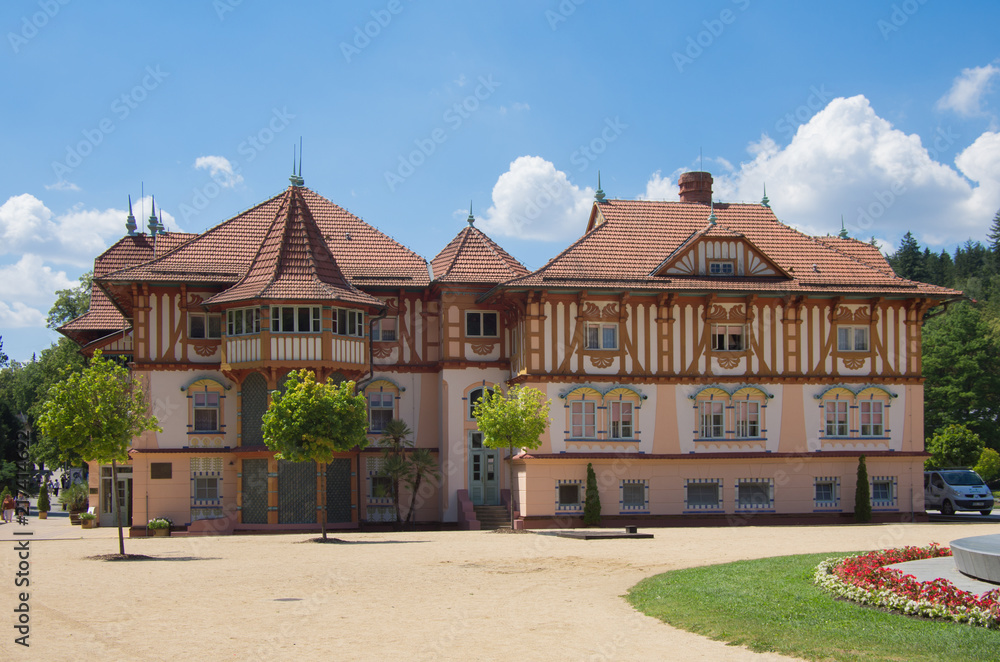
top-left (626, 553), bottom-right (998, 662)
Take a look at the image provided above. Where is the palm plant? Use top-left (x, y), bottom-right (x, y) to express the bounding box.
top-left (379, 419), bottom-right (413, 528)
top-left (404, 448), bottom-right (440, 525)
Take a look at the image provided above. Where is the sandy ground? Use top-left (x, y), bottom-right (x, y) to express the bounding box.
top-left (2, 515), bottom-right (997, 661)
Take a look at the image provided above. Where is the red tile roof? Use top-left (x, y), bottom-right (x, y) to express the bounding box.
top-left (499, 199), bottom-right (961, 298)
top-left (59, 232), bottom-right (196, 339)
top-left (206, 187), bottom-right (382, 307)
top-left (431, 222), bottom-right (530, 284)
top-left (101, 186), bottom-right (430, 289)
top-left (815, 236), bottom-right (896, 276)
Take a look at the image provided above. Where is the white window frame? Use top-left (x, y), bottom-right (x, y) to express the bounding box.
top-left (824, 400), bottom-right (849, 437)
top-left (570, 401), bottom-right (597, 439)
top-left (555, 480), bottom-right (583, 511)
top-left (189, 313), bottom-right (222, 339)
top-left (871, 477), bottom-right (896, 505)
top-left (192, 391), bottom-right (220, 432)
top-left (620, 480), bottom-right (647, 511)
top-left (837, 325), bottom-right (869, 352)
top-left (734, 400), bottom-right (760, 438)
top-left (468, 387), bottom-right (494, 420)
top-left (465, 311), bottom-right (499, 338)
top-left (814, 477), bottom-right (839, 506)
top-left (227, 308), bottom-right (261, 336)
top-left (368, 392), bottom-right (394, 433)
top-left (584, 322), bottom-right (618, 350)
top-left (711, 324), bottom-right (745, 351)
top-left (859, 400), bottom-right (884, 437)
top-left (609, 401), bottom-right (633, 439)
top-left (708, 260), bottom-right (734, 276)
top-left (372, 317), bottom-right (397, 341)
top-left (698, 401), bottom-right (725, 439)
top-left (271, 306), bottom-right (322, 334)
top-left (685, 480), bottom-right (722, 509)
top-left (736, 479), bottom-right (773, 510)
top-left (333, 308), bottom-right (364, 337)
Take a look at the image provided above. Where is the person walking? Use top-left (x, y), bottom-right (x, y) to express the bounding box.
top-left (2, 493), bottom-right (14, 523)
top-left (52, 479), bottom-right (59, 497)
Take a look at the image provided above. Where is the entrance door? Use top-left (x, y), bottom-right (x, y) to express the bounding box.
top-left (468, 431), bottom-right (500, 506)
top-left (99, 465), bottom-right (132, 527)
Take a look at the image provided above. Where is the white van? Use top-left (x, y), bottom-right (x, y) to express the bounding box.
top-left (924, 469), bottom-right (994, 516)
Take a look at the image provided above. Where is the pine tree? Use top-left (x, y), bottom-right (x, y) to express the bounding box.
top-left (855, 455), bottom-right (872, 523)
top-left (583, 463), bottom-right (601, 526)
top-left (37, 483), bottom-right (50, 513)
top-left (889, 232), bottom-right (925, 281)
top-left (987, 208), bottom-right (1000, 254)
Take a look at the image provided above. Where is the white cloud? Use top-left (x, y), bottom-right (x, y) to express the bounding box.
top-left (194, 155), bottom-right (244, 188)
top-left (937, 64), bottom-right (999, 118)
top-left (44, 180), bottom-right (81, 192)
top-left (478, 156), bottom-right (595, 241)
top-left (0, 193), bottom-right (181, 266)
top-left (0, 254), bottom-right (75, 302)
top-left (637, 171), bottom-right (679, 200)
top-left (666, 95), bottom-right (998, 249)
top-left (512, 102), bottom-right (530, 112)
top-left (0, 301), bottom-right (46, 328)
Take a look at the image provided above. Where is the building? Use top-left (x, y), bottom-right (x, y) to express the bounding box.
top-left (60, 170), bottom-right (960, 533)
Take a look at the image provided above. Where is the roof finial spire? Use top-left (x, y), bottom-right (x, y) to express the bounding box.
top-left (761, 183), bottom-right (770, 208)
top-left (707, 200), bottom-right (717, 225)
top-left (289, 140), bottom-right (304, 187)
top-left (125, 194), bottom-right (137, 236)
top-left (147, 196), bottom-right (158, 236)
top-left (594, 170), bottom-right (606, 202)
top-left (467, 201), bottom-right (475, 226)
top-left (839, 215), bottom-right (849, 239)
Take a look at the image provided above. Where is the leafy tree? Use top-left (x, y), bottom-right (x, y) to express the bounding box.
top-left (0, 337), bottom-right (7, 368)
top-left (36, 351), bottom-right (160, 555)
top-left (379, 419), bottom-right (414, 529)
top-left (925, 424), bottom-right (984, 469)
top-left (974, 447), bottom-right (1000, 482)
top-left (888, 232), bottom-right (924, 281)
top-left (988, 208), bottom-right (1000, 271)
top-left (472, 384), bottom-right (551, 529)
top-left (261, 370), bottom-right (368, 540)
top-left (583, 462), bottom-right (601, 526)
top-left (46, 270), bottom-right (92, 329)
top-left (855, 455), bottom-right (871, 523)
top-left (403, 448), bottom-right (440, 525)
top-left (922, 303), bottom-right (1000, 449)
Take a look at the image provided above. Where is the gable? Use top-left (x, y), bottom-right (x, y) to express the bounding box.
top-left (651, 234), bottom-right (790, 279)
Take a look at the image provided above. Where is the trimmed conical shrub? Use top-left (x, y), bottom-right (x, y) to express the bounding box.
top-left (583, 463), bottom-right (601, 526)
top-left (855, 455), bottom-right (872, 523)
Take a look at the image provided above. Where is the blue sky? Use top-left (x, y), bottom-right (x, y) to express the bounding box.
top-left (1, 1), bottom-right (998, 361)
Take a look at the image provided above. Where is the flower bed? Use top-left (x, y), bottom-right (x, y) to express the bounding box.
top-left (814, 544), bottom-right (1000, 628)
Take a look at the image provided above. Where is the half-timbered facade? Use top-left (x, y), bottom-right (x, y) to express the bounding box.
top-left (61, 170), bottom-right (959, 533)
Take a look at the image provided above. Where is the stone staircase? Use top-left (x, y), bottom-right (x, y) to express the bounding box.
top-left (473, 505), bottom-right (511, 530)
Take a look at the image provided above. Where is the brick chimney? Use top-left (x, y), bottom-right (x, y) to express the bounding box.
top-left (678, 171), bottom-right (713, 205)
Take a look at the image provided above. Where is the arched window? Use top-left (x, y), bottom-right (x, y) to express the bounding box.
top-left (468, 386), bottom-right (494, 420)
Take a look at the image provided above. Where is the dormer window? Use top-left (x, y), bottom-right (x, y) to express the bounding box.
top-left (708, 260), bottom-right (734, 276)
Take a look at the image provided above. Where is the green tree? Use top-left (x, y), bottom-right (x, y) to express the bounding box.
top-left (46, 270), bottom-right (92, 329)
top-left (922, 303), bottom-right (1000, 449)
top-left (36, 351), bottom-right (160, 555)
top-left (472, 384), bottom-right (551, 529)
top-left (583, 462), bottom-right (601, 526)
top-left (888, 232), bottom-right (924, 281)
top-left (925, 424), bottom-right (984, 469)
top-left (261, 370), bottom-right (368, 540)
top-left (403, 448), bottom-right (440, 525)
top-left (855, 455), bottom-right (871, 523)
top-left (379, 419), bottom-right (414, 529)
top-left (974, 447), bottom-right (1000, 482)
